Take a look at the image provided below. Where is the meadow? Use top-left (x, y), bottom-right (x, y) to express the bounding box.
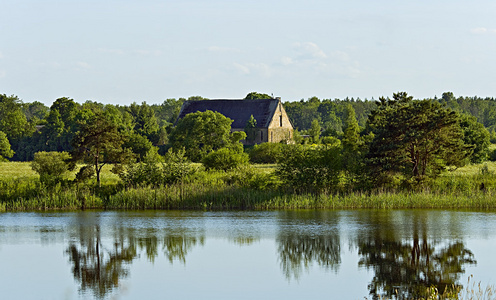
top-left (2, 161), bottom-right (496, 211)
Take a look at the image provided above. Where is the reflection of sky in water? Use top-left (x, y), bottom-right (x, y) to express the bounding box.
top-left (0, 210), bottom-right (495, 299)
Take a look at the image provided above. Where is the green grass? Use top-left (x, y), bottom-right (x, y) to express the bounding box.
top-left (0, 162), bottom-right (38, 180)
top-left (3, 161), bottom-right (496, 211)
top-left (0, 162), bottom-right (121, 184)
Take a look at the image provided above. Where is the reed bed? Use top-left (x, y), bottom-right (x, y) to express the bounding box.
top-left (3, 161), bottom-right (496, 211)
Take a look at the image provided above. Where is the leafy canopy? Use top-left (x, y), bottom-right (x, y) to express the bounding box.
top-left (169, 110), bottom-right (246, 161)
top-left (0, 131), bottom-right (14, 160)
top-left (366, 92), bottom-right (471, 182)
top-left (31, 151), bottom-right (71, 186)
top-left (71, 111), bottom-right (134, 186)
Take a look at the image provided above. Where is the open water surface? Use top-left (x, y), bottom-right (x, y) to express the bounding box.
top-left (0, 210), bottom-right (495, 299)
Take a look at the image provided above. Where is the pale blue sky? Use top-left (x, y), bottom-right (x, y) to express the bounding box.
top-left (1, 0), bottom-right (496, 105)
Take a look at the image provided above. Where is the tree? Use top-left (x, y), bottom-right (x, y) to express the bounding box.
top-left (0, 131), bottom-right (14, 160)
top-left (366, 92), bottom-right (470, 183)
top-left (22, 101), bottom-right (49, 121)
top-left (459, 114), bottom-right (490, 163)
top-left (309, 119), bottom-right (321, 143)
top-left (31, 151), bottom-right (71, 186)
top-left (71, 111), bottom-right (133, 186)
top-left (123, 132), bottom-right (157, 162)
top-left (245, 92), bottom-right (272, 100)
top-left (341, 104), bottom-right (364, 186)
top-left (0, 94), bottom-right (30, 140)
top-left (244, 115), bottom-right (258, 144)
top-left (127, 102), bottom-right (160, 138)
top-left (168, 110), bottom-right (245, 161)
top-left (342, 104), bottom-right (361, 154)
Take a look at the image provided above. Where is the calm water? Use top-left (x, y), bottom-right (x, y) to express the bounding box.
top-left (0, 210), bottom-right (495, 299)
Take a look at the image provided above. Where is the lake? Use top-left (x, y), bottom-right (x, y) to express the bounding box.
top-left (0, 210), bottom-right (495, 299)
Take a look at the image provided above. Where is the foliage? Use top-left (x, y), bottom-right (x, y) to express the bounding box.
top-left (74, 165), bottom-right (95, 184)
top-left (22, 101), bottom-right (49, 121)
top-left (459, 114), bottom-right (491, 163)
top-left (71, 111), bottom-right (134, 186)
top-left (162, 148), bottom-right (197, 184)
top-left (341, 104), bottom-right (365, 187)
top-left (244, 115), bottom-right (258, 143)
top-left (245, 92), bottom-right (272, 100)
top-left (202, 148), bottom-right (249, 171)
top-left (119, 148), bottom-right (196, 187)
top-left (119, 160), bottom-right (163, 187)
top-left (0, 131), bottom-right (14, 160)
top-left (366, 92), bottom-right (470, 184)
top-left (127, 102), bottom-right (159, 134)
top-left (123, 132), bottom-right (157, 162)
top-left (276, 144), bottom-right (342, 193)
top-left (248, 142), bottom-right (285, 164)
top-left (31, 151), bottom-right (71, 186)
top-left (151, 98), bottom-right (185, 125)
top-left (0, 94), bottom-right (31, 140)
top-left (169, 110), bottom-right (244, 161)
top-left (309, 119), bottom-right (321, 143)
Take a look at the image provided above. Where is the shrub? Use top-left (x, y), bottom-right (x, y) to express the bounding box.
top-left (276, 144), bottom-right (342, 193)
top-left (162, 148), bottom-right (197, 184)
top-left (75, 165), bottom-right (95, 184)
top-left (31, 151), bottom-right (71, 186)
top-left (202, 148), bottom-right (249, 171)
top-left (248, 142), bottom-right (285, 164)
top-left (119, 148), bottom-right (197, 187)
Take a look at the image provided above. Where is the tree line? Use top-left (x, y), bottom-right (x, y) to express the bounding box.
top-left (0, 91), bottom-right (493, 191)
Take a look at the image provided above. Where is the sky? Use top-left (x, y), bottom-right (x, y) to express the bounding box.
top-left (1, 0), bottom-right (496, 106)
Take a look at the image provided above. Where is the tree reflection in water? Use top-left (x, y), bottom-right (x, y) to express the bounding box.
top-left (276, 211), bottom-right (342, 280)
top-left (66, 223), bottom-right (204, 299)
top-left (277, 232), bottom-right (341, 280)
top-left (355, 211), bottom-right (477, 299)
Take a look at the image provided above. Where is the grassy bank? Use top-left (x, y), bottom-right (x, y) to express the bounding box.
top-left (2, 162), bottom-right (496, 211)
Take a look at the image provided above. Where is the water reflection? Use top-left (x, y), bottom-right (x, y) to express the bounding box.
top-left (277, 233), bottom-right (341, 280)
top-left (66, 225), bottom-right (136, 299)
top-left (2, 211), bottom-right (485, 299)
top-left (65, 215), bottom-right (205, 299)
top-left (353, 211), bottom-right (477, 299)
top-left (276, 211), bottom-right (341, 280)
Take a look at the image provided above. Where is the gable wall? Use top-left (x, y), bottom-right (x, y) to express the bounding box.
top-left (267, 101), bottom-right (293, 143)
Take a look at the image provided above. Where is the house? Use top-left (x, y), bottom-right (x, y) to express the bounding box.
top-left (176, 98), bottom-right (294, 144)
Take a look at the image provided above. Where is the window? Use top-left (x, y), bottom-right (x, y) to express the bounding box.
top-left (261, 131), bottom-right (263, 141)
top-left (280, 115), bottom-right (283, 127)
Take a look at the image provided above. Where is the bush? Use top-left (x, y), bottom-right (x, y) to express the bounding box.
top-left (248, 143), bottom-right (285, 164)
top-left (202, 148), bottom-right (249, 171)
top-left (162, 148), bottom-right (197, 184)
top-left (276, 144), bottom-right (342, 193)
top-left (119, 148), bottom-right (197, 187)
top-left (74, 165), bottom-right (94, 183)
top-left (120, 161), bottom-right (162, 187)
top-left (31, 151), bottom-right (71, 186)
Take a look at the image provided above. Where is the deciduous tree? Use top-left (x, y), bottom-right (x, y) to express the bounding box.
top-left (0, 131), bottom-right (14, 160)
top-left (169, 110), bottom-right (245, 161)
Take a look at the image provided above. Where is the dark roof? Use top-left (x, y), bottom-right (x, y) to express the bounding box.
top-left (176, 99), bottom-right (280, 128)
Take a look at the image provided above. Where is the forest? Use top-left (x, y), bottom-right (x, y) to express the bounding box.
top-left (1, 91), bottom-right (496, 211)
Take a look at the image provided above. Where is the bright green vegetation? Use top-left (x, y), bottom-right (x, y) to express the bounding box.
top-left (2, 160), bottom-right (496, 211)
top-left (2, 91), bottom-right (496, 211)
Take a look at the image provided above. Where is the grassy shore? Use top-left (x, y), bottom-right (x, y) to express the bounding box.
top-left (2, 161), bottom-right (496, 211)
